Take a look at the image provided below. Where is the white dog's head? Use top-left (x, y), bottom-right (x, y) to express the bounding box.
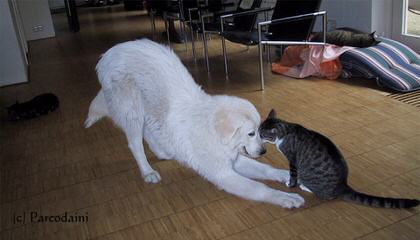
top-left (213, 98), bottom-right (266, 158)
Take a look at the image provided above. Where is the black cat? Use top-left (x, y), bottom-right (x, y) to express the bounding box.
top-left (259, 109), bottom-right (419, 209)
top-left (7, 93), bottom-right (59, 121)
top-left (312, 27), bottom-right (380, 48)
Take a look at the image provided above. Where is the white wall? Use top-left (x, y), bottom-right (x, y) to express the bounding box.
top-left (0, 0), bottom-right (28, 87)
top-left (371, 0), bottom-right (393, 37)
top-left (17, 0), bottom-right (55, 41)
top-left (318, 0), bottom-right (372, 33)
top-left (10, 0), bottom-right (28, 55)
top-left (314, 0), bottom-right (394, 37)
top-left (48, 0), bottom-right (65, 10)
top-left (272, 0), bottom-right (416, 51)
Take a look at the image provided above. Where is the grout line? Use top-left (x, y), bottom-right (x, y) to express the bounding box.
top-left (88, 195), bottom-right (231, 240)
top-left (2, 147), bottom-right (418, 235)
top-left (354, 213), bottom-right (419, 240)
top-left (0, 159), bottom-right (188, 205)
top-left (88, 165), bottom-right (420, 240)
top-left (0, 172), bottom-right (198, 234)
top-left (218, 203), bottom-right (326, 240)
top-left (217, 167), bottom-right (420, 240)
top-left (4, 124), bottom-right (417, 205)
top-left (218, 166), bottom-right (420, 240)
top-left (1, 149), bottom-right (133, 187)
top-left (89, 189), bottom-right (320, 240)
top-left (357, 166), bottom-right (420, 191)
top-left (0, 165), bottom-right (138, 206)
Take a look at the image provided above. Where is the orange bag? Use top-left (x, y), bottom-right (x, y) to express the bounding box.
top-left (319, 59), bottom-right (342, 80)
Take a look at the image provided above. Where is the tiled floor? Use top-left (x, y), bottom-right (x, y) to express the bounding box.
top-left (1, 4), bottom-right (419, 240)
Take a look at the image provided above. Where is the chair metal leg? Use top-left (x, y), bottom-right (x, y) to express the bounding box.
top-left (149, 11), bottom-right (156, 39)
top-left (259, 42), bottom-right (265, 90)
top-left (190, 24), bottom-right (196, 61)
top-left (222, 36), bottom-right (228, 76)
top-left (267, 45), bottom-right (271, 63)
top-left (188, 8), bottom-right (197, 61)
top-left (180, 20), bottom-right (188, 51)
top-left (164, 13), bottom-right (170, 47)
top-left (152, 19), bottom-right (156, 39)
top-left (202, 32), bottom-right (210, 71)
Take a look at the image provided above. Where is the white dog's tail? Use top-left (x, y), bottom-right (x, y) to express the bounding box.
top-left (85, 89), bottom-right (108, 128)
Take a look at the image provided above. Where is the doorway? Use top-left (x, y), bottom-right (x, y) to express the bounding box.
top-left (392, 0), bottom-right (420, 52)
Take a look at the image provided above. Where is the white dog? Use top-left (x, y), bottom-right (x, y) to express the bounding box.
top-left (85, 39), bottom-right (304, 208)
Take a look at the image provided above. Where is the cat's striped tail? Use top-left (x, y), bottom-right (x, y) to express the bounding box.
top-left (85, 89), bottom-right (108, 128)
top-left (341, 186), bottom-right (419, 209)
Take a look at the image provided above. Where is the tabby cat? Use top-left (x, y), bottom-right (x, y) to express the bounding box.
top-left (7, 93), bottom-right (59, 121)
top-left (312, 27), bottom-right (380, 48)
top-left (259, 109), bottom-right (419, 208)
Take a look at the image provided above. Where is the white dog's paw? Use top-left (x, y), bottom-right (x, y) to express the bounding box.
top-left (299, 184), bottom-right (312, 193)
top-left (275, 170), bottom-right (290, 185)
top-left (277, 193), bottom-right (305, 209)
top-left (143, 170), bottom-right (161, 183)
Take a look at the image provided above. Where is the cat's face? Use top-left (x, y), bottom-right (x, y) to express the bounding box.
top-left (259, 109), bottom-right (283, 143)
top-left (359, 32), bottom-right (381, 47)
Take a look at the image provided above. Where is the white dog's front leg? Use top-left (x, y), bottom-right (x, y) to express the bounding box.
top-left (126, 131), bottom-right (161, 184)
top-left (234, 155), bottom-right (289, 184)
top-left (144, 129), bottom-right (172, 160)
top-left (214, 170), bottom-right (304, 209)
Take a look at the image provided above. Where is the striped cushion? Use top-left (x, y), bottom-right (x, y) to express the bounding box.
top-left (340, 37), bottom-right (420, 92)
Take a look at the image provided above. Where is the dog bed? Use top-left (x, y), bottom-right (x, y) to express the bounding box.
top-left (340, 37), bottom-right (420, 92)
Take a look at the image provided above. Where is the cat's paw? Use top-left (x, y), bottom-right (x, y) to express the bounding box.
top-left (278, 193), bottom-right (305, 209)
top-left (143, 170), bottom-right (161, 184)
top-left (286, 179), bottom-right (298, 188)
top-left (299, 184), bottom-right (312, 193)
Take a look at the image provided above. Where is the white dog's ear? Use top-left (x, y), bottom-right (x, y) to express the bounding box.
top-left (214, 109), bottom-right (242, 145)
top-left (267, 109), bottom-right (276, 119)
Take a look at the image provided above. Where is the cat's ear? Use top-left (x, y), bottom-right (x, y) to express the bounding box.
top-left (267, 109), bottom-right (276, 119)
top-left (370, 31), bottom-right (376, 36)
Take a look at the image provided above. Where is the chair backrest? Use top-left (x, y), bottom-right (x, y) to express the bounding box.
top-left (181, 0), bottom-right (198, 11)
top-left (268, 0), bottom-right (322, 41)
top-left (187, 0), bottom-right (225, 21)
top-left (179, 0), bottom-right (199, 20)
top-left (233, 0), bottom-right (263, 32)
top-left (206, 0), bottom-right (225, 12)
